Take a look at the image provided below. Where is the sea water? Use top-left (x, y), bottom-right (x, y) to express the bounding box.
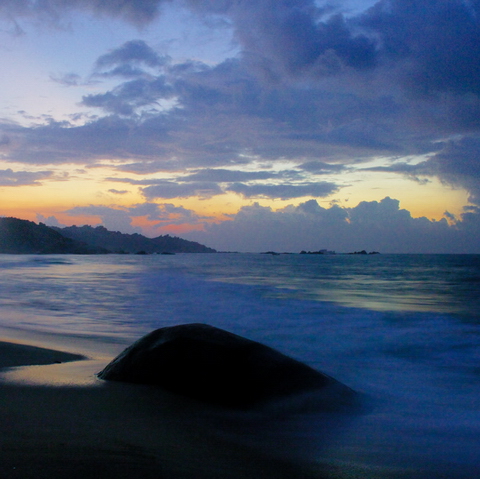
top-left (0, 253), bottom-right (479, 477)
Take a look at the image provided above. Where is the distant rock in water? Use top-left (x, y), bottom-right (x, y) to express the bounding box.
top-left (97, 323), bottom-right (356, 410)
top-left (348, 250), bottom-right (380, 255)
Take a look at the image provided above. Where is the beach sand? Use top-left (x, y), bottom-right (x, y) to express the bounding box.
top-left (0, 334), bottom-right (336, 479)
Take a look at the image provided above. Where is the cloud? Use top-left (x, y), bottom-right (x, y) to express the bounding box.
top-left (66, 205), bottom-right (140, 233)
top-left (0, 0), bottom-right (167, 27)
top-left (69, 53), bottom-right (401, 168)
top-left (362, 0), bottom-right (480, 98)
top-left (411, 137), bottom-right (480, 205)
top-left (0, 0), bottom-right (479, 217)
top-left (64, 202), bottom-right (207, 234)
top-left (187, 0), bottom-right (377, 80)
top-left (128, 202), bottom-right (209, 224)
top-left (0, 37), bottom-right (416, 171)
top-left (94, 40), bottom-right (168, 74)
top-left (82, 76), bottom-right (175, 115)
top-left (141, 181), bottom-right (223, 199)
top-left (36, 214), bottom-right (65, 227)
top-left (185, 197), bottom-right (480, 253)
top-left (109, 167), bottom-right (339, 200)
top-left (298, 160), bottom-right (348, 174)
top-left (50, 73), bottom-right (83, 87)
top-left (361, 137), bottom-right (480, 206)
top-left (227, 181), bottom-right (339, 200)
top-left (0, 168), bottom-right (53, 186)
top-left (111, 161), bottom-right (175, 174)
top-left (82, 41), bottom-right (174, 115)
top-left (0, 116), bottom-right (162, 164)
top-left (358, 0), bottom-right (480, 136)
top-left (43, 195), bottom-right (480, 253)
top-left (181, 168), bottom-right (281, 182)
top-left (0, 134), bottom-right (11, 147)
top-left (108, 189), bottom-right (128, 194)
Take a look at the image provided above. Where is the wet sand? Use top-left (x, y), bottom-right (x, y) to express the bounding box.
top-left (0, 336), bottom-right (334, 479)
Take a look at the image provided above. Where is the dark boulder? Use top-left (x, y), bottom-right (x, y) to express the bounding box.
top-left (97, 323), bottom-right (355, 409)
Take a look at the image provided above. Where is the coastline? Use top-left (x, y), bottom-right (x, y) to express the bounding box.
top-left (0, 334), bottom-right (332, 479)
top-left (0, 324), bottom-right (435, 479)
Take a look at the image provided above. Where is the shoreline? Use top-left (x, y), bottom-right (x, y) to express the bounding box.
top-left (0, 340), bottom-right (87, 370)
top-left (0, 335), bottom-right (329, 479)
top-left (0, 335), bottom-right (423, 479)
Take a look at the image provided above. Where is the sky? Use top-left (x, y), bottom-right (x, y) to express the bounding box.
top-left (0, 0), bottom-right (480, 253)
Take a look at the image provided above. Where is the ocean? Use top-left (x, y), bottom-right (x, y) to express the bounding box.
top-left (0, 253), bottom-right (479, 478)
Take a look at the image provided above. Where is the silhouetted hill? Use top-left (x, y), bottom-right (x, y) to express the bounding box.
top-left (0, 217), bottom-right (107, 254)
top-left (55, 225), bottom-right (216, 254)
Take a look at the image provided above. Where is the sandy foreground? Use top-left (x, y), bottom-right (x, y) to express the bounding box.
top-left (0, 329), bottom-right (418, 479)
top-left (0, 329), bottom-right (347, 479)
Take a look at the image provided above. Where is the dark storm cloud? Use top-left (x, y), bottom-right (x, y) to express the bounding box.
top-left (186, 0), bottom-right (377, 80)
top-left (362, 0), bottom-right (480, 97)
top-left (358, 0), bottom-right (480, 136)
top-left (4, 0), bottom-right (480, 98)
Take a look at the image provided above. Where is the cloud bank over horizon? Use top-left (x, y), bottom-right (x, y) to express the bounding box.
top-left (185, 197), bottom-right (480, 254)
top-left (36, 196), bottom-right (480, 254)
top-left (1, 0), bottom-right (480, 252)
